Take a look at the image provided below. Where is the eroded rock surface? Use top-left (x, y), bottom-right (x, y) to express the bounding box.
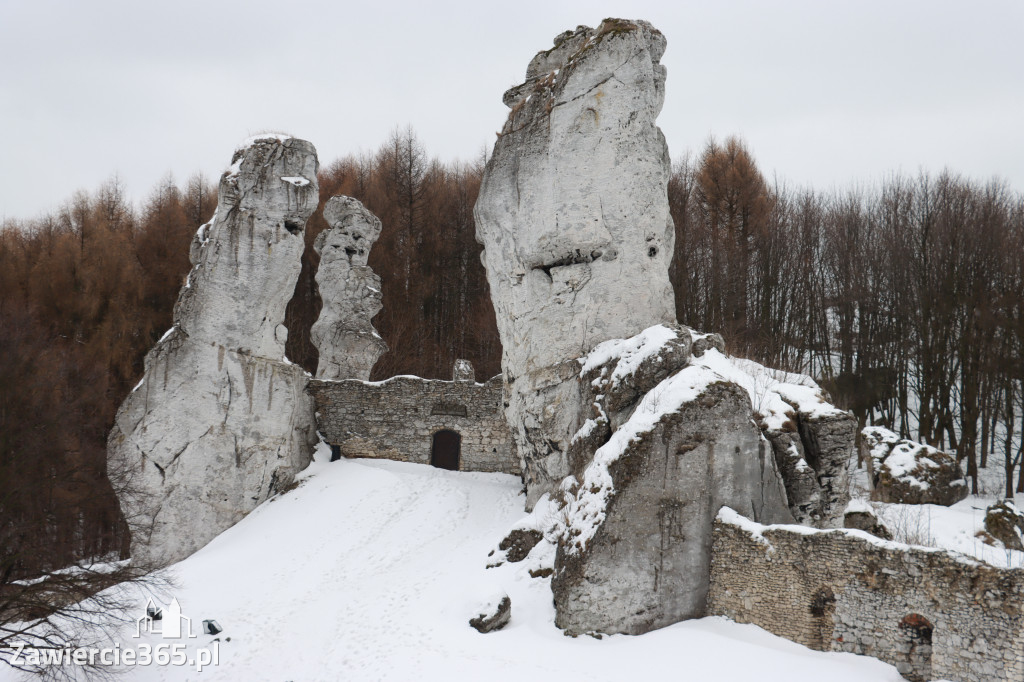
top-left (730, 358), bottom-right (855, 527)
top-left (108, 135), bottom-right (319, 566)
top-left (176, 135), bottom-right (319, 357)
top-left (863, 426), bottom-right (968, 506)
top-left (551, 325), bottom-right (792, 635)
top-left (984, 500), bottom-right (1024, 551)
top-left (311, 196), bottom-right (387, 380)
top-left (474, 19), bottom-right (853, 638)
top-left (554, 334), bottom-right (793, 635)
top-left (498, 529), bottom-right (544, 563)
top-left (475, 19), bottom-right (676, 505)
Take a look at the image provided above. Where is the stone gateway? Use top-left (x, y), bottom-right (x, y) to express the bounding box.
top-left (309, 361), bottom-right (518, 475)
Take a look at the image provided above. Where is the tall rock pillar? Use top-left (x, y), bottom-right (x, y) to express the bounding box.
top-left (107, 135), bottom-right (319, 566)
top-left (475, 21), bottom-right (798, 635)
top-left (310, 196), bottom-right (387, 380)
top-left (474, 20), bottom-right (677, 505)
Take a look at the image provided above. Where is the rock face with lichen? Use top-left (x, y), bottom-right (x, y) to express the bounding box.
top-left (551, 324), bottom-right (793, 635)
top-left (475, 19), bottom-right (676, 506)
top-left (310, 196), bottom-right (387, 380)
top-left (107, 135), bottom-right (319, 566)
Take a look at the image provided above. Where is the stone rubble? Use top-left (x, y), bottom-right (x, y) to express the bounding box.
top-left (469, 595), bottom-right (512, 633)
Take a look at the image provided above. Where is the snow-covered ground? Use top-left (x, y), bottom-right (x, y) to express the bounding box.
top-left (847, 445), bottom-right (1024, 568)
top-left (3, 449), bottom-right (908, 681)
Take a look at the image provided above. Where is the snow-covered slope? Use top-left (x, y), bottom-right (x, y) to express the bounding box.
top-left (11, 452), bottom-right (905, 681)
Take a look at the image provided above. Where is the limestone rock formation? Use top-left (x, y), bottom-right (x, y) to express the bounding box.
top-left (553, 325), bottom-right (793, 635)
top-left (984, 500), bottom-right (1024, 551)
top-left (863, 426), bottom-right (968, 506)
top-left (176, 135), bottom-right (319, 357)
top-left (474, 19), bottom-right (858, 638)
top-left (453, 359), bottom-right (476, 382)
top-left (729, 358), bottom-right (855, 527)
top-left (475, 19), bottom-right (676, 504)
top-left (310, 196), bottom-right (387, 380)
top-left (108, 135), bottom-right (319, 566)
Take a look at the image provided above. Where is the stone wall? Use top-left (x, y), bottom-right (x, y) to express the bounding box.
top-left (308, 368), bottom-right (518, 476)
top-left (707, 508), bottom-right (1024, 682)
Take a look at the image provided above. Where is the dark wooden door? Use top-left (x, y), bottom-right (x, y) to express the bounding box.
top-left (431, 430), bottom-right (460, 471)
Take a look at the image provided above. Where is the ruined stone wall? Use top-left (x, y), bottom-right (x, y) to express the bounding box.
top-left (308, 375), bottom-right (518, 475)
top-left (707, 510), bottom-right (1024, 682)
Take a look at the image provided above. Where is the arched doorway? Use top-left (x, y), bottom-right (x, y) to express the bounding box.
top-left (809, 587), bottom-right (836, 650)
top-left (431, 430), bottom-right (461, 471)
top-left (898, 613), bottom-right (933, 682)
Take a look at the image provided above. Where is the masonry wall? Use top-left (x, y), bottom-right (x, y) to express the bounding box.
top-left (707, 510), bottom-right (1024, 682)
top-left (308, 375), bottom-right (519, 476)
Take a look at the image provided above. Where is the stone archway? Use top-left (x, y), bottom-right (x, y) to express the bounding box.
top-left (431, 430), bottom-right (461, 471)
top-left (809, 586), bottom-right (836, 650)
top-left (898, 613), bottom-right (933, 682)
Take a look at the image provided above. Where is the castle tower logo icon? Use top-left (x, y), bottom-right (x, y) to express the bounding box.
top-left (135, 597), bottom-right (198, 639)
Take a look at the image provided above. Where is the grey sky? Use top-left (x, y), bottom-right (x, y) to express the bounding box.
top-left (2, 0), bottom-right (1022, 220)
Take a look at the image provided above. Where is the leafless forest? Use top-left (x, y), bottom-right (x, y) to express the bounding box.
top-left (1, 129), bottom-right (1022, 579)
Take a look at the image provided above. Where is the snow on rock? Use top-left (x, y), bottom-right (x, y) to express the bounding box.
top-left (577, 323), bottom-right (693, 424)
top-left (553, 330), bottom-right (792, 636)
top-left (842, 499), bottom-right (892, 540)
top-left (984, 500), bottom-right (1024, 551)
top-left (487, 494), bottom-right (560, 573)
top-left (709, 353), bottom-right (854, 527)
top-left (580, 324), bottom-right (680, 385)
top-left (475, 18), bottom-right (677, 506)
top-left (107, 136), bottom-right (319, 566)
top-left (46, 458), bottom-right (902, 682)
top-left (863, 426), bottom-right (968, 506)
top-left (234, 132), bottom-right (292, 152)
top-left (469, 594), bottom-right (512, 633)
top-left (310, 196), bottom-right (387, 380)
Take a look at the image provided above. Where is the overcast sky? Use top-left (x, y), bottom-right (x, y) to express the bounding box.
top-left (2, 0), bottom-right (1022, 220)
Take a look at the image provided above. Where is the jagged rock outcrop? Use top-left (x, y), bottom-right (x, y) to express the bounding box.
top-left (984, 500), bottom-right (1024, 551)
top-left (473, 19), bottom-right (832, 637)
top-left (108, 135), bottom-right (319, 566)
top-left (862, 426), bottom-right (968, 506)
top-left (727, 358), bottom-right (855, 527)
top-left (475, 19), bottom-right (676, 505)
top-left (310, 196), bottom-right (387, 380)
top-left (553, 326), bottom-right (793, 635)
